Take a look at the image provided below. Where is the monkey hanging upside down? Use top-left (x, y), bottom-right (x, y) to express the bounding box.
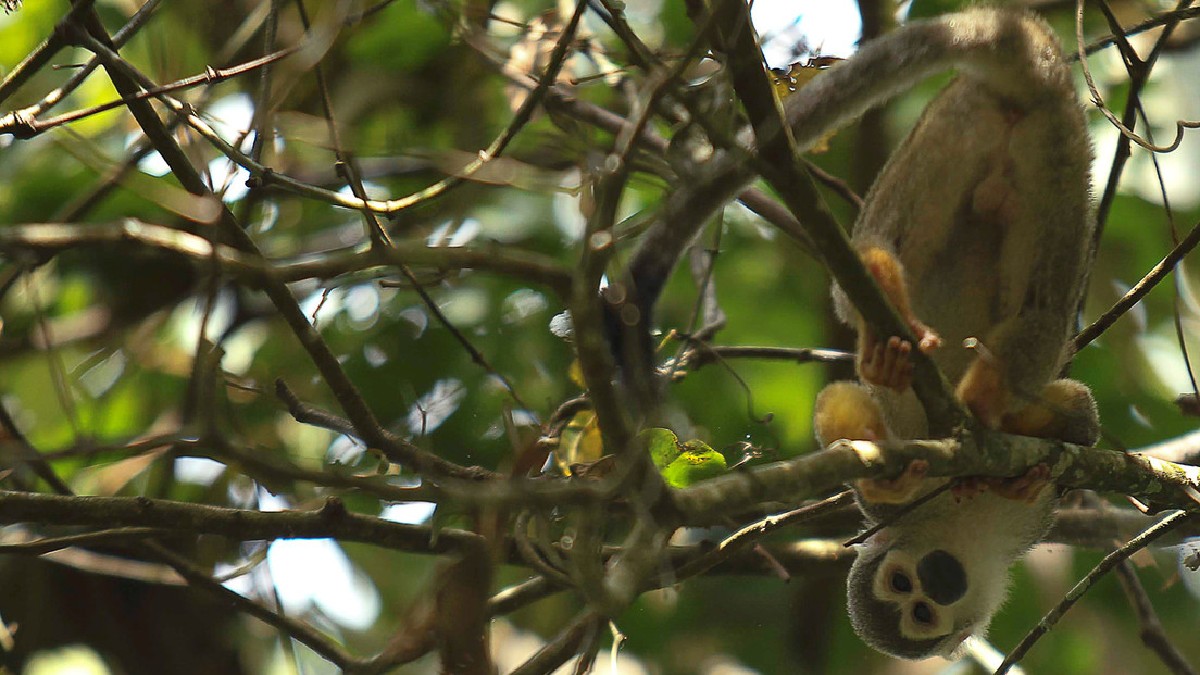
top-left (806, 8), bottom-right (1100, 660)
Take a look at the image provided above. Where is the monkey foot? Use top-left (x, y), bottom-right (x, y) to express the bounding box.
top-left (859, 335), bottom-right (915, 391)
top-left (857, 459), bottom-right (929, 504)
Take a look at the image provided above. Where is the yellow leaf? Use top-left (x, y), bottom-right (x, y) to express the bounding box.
top-left (569, 359), bottom-right (586, 388)
top-left (775, 56), bottom-right (843, 153)
top-left (555, 410), bottom-right (603, 475)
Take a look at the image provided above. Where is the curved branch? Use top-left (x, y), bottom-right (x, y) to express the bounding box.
top-left (0, 220), bottom-right (573, 297)
top-left (0, 491), bottom-right (484, 553)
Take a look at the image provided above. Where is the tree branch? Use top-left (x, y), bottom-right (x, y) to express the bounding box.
top-left (671, 432), bottom-right (1200, 524)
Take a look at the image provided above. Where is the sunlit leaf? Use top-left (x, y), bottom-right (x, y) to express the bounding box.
top-left (660, 440), bottom-right (728, 488)
top-left (641, 427), bottom-right (680, 469)
top-left (555, 410), bottom-right (602, 475)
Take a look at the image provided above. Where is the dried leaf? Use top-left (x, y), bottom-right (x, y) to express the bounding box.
top-left (772, 57), bottom-right (843, 153)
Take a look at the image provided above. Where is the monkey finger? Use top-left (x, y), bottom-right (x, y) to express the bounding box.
top-left (858, 340), bottom-right (887, 385)
top-left (878, 337), bottom-right (913, 391)
top-left (857, 459), bottom-right (929, 504)
top-left (910, 321), bottom-right (942, 353)
top-left (989, 463), bottom-right (1052, 503)
top-left (951, 476), bottom-right (989, 502)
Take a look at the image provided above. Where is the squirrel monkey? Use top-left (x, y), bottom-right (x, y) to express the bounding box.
top-left (807, 8), bottom-right (1100, 659)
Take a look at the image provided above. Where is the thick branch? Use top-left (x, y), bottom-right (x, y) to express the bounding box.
top-left (670, 432), bottom-right (1200, 524)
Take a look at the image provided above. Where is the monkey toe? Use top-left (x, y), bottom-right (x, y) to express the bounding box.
top-left (956, 359), bottom-right (1008, 429)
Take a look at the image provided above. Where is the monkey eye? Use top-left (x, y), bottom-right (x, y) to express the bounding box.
top-left (889, 570), bottom-right (913, 594)
top-left (912, 602), bottom-right (935, 626)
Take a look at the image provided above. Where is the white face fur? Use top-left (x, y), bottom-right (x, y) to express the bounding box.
top-left (872, 548), bottom-right (967, 642)
top-left (847, 536), bottom-right (1001, 659)
top-left (846, 487), bottom-right (1047, 659)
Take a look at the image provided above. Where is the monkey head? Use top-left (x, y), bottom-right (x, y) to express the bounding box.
top-left (846, 527), bottom-right (1012, 660)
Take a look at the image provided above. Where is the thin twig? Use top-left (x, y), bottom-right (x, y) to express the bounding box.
top-left (711, 0), bottom-right (962, 435)
top-left (1084, 0), bottom-right (1187, 298)
top-left (145, 540), bottom-right (357, 669)
top-left (0, 220), bottom-right (573, 297)
top-left (0, 491), bottom-right (490, 553)
top-left (509, 611), bottom-right (604, 675)
top-left (370, 0), bottom-right (589, 214)
top-left (1080, 6), bottom-right (1200, 58)
top-left (0, 47), bottom-right (300, 137)
top-left (1114, 560), bottom-right (1198, 675)
top-left (994, 510), bottom-right (1193, 675)
top-left (0, 526), bottom-right (163, 554)
top-left (0, 0), bottom-right (98, 105)
top-left (673, 490), bottom-right (853, 580)
top-left (1074, 0), bottom-right (1199, 157)
top-left (677, 344), bottom-right (852, 371)
top-left (1074, 218), bottom-right (1200, 351)
top-left (841, 481), bottom-right (954, 547)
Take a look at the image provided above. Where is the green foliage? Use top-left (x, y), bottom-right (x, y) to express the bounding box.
top-left (644, 426), bottom-right (682, 468)
top-left (660, 439), bottom-right (728, 488)
top-left (643, 427), bottom-right (730, 487)
top-left (0, 2), bottom-right (1197, 674)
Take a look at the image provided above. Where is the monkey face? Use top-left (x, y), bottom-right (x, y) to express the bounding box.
top-left (874, 548), bottom-right (967, 639)
top-left (847, 545), bottom-right (980, 659)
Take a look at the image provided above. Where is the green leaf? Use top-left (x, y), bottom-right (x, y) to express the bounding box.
top-left (640, 428), bottom-right (681, 469)
top-left (660, 440), bottom-right (728, 488)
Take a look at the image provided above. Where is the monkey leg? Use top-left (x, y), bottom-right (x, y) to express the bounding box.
top-left (856, 247), bottom-right (942, 390)
top-left (955, 356), bottom-right (1010, 429)
top-left (957, 378), bottom-right (1097, 502)
top-left (954, 377), bottom-right (1095, 500)
top-left (814, 382), bottom-right (929, 504)
top-left (1001, 378), bottom-right (1099, 446)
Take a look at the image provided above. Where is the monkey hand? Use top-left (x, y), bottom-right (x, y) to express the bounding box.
top-left (950, 464), bottom-right (1051, 503)
top-left (856, 459), bottom-right (930, 505)
top-left (859, 335), bottom-right (916, 391)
